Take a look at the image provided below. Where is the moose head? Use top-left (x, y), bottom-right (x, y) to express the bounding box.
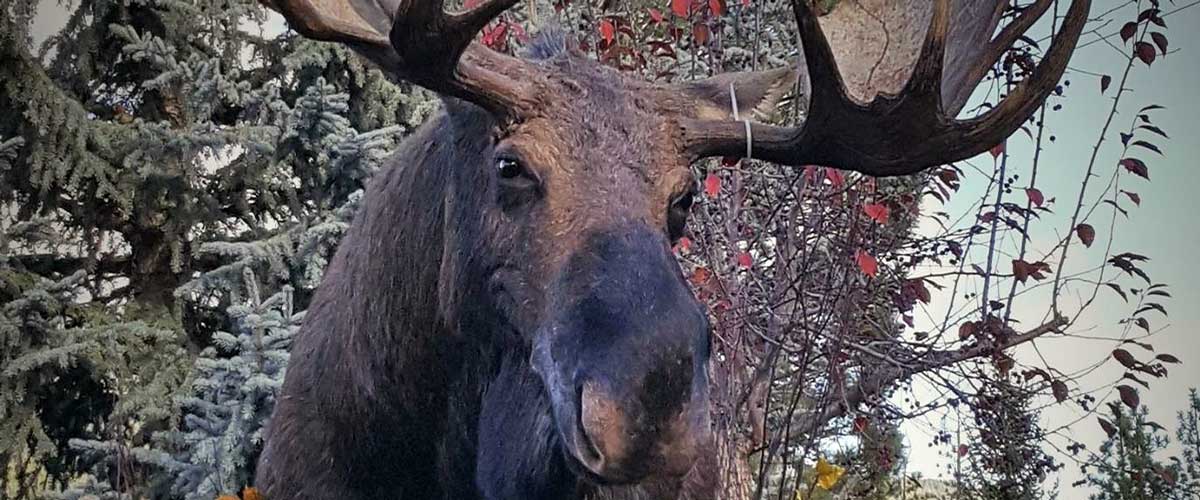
top-left (256, 0), bottom-right (1089, 497)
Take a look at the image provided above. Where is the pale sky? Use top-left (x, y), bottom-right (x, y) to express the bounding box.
top-left (27, 1), bottom-right (1200, 498)
top-left (902, 2), bottom-right (1200, 497)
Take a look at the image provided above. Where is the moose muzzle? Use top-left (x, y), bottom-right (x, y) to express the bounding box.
top-left (531, 226), bottom-right (711, 483)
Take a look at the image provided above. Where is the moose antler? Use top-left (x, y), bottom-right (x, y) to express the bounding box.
top-left (680, 0), bottom-right (1091, 177)
top-left (261, 0), bottom-right (541, 116)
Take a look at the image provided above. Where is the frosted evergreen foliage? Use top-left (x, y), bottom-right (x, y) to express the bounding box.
top-left (165, 270), bottom-right (298, 499)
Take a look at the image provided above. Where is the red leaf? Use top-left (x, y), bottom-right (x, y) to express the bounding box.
top-left (692, 23), bottom-right (710, 45)
top-left (1120, 158), bottom-right (1150, 179)
top-left (1100, 74), bottom-right (1112, 94)
top-left (989, 141), bottom-right (1005, 159)
top-left (959, 321), bottom-right (977, 340)
top-left (957, 444), bottom-right (969, 457)
top-left (480, 22), bottom-right (508, 49)
top-left (1099, 417), bottom-right (1117, 437)
top-left (649, 8), bottom-right (664, 23)
top-left (674, 236), bottom-right (691, 253)
top-left (1117, 384), bottom-right (1140, 410)
top-left (708, 0), bottom-right (723, 16)
top-left (704, 173), bottom-right (720, 197)
top-left (1122, 190), bottom-right (1141, 206)
top-left (1012, 260), bottom-right (1051, 283)
top-left (825, 168), bottom-right (845, 188)
top-left (1135, 41), bottom-right (1157, 66)
top-left (855, 249), bottom-right (878, 278)
top-left (736, 251), bottom-right (752, 269)
top-left (863, 203), bottom-right (889, 224)
top-left (599, 19), bottom-right (615, 44)
top-left (853, 416), bottom-right (869, 433)
top-left (671, 0), bottom-right (689, 17)
top-left (1120, 21), bottom-right (1137, 43)
top-left (909, 279), bottom-right (931, 304)
top-left (1025, 187), bottom-right (1045, 207)
top-left (741, 0), bottom-right (749, 6)
top-left (1076, 223), bottom-right (1095, 247)
top-left (1151, 31), bottom-right (1168, 54)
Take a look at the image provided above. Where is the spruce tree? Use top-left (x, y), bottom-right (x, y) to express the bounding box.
top-left (1086, 402), bottom-right (1181, 500)
top-left (1, 1), bottom-right (430, 497)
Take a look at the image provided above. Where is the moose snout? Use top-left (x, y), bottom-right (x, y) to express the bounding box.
top-left (574, 369), bottom-right (704, 482)
top-left (533, 225), bottom-right (713, 483)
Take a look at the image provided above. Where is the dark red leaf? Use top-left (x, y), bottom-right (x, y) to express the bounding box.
top-left (1135, 41), bottom-right (1157, 66)
top-left (1012, 260), bottom-right (1051, 283)
top-left (1076, 223), bottom-right (1096, 247)
top-left (1051, 380), bottom-right (1069, 403)
top-left (855, 249), bottom-right (878, 278)
top-left (863, 203), bottom-right (889, 224)
top-left (1025, 188), bottom-right (1044, 207)
top-left (1151, 32), bottom-right (1168, 54)
top-left (1157, 353), bottom-right (1181, 364)
top-left (854, 416), bottom-right (869, 433)
top-left (1139, 124), bottom-right (1169, 139)
top-left (1100, 74), bottom-right (1112, 94)
top-left (1122, 190), bottom-right (1141, 206)
top-left (1131, 140), bottom-right (1163, 155)
top-left (1113, 349), bottom-right (1139, 369)
top-left (1106, 283), bottom-right (1129, 302)
top-left (908, 279), bottom-right (931, 304)
top-left (1120, 158), bottom-right (1150, 179)
top-left (959, 321), bottom-right (977, 340)
top-left (957, 444), bottom-right (969, 457)
top-left (1120, 22), bottom-right (1138, 43)
top-left (1135, 317), bottom-right (1150, 332)
top-left (692, 23), bottom-right (710, 45)
top-left (989, 141), bottom-right (1005, 159)
top-left (1099, 417), bottom-right (1117, 437)
top-left (1117, 384), bottom-right (1140, 410)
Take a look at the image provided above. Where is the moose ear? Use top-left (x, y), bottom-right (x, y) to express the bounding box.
top-left (671, 67), bottom-right (799, 121)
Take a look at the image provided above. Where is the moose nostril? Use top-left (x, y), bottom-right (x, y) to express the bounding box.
top-left (578, 382), bottom-right (629, 473)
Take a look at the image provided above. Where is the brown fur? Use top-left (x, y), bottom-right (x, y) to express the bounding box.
top-left (256, 34), bottom-right (794, 500)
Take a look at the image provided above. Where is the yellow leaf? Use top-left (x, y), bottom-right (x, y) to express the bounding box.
top-left (815, 457), bottom-right (845, 490)
top-left (242, 487), bottom-right (263, 500)
top-left (216, 496), bottom-right (239, 500)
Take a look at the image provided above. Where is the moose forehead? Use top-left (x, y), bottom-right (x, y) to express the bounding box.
top-left (500, 54), bottom-right (695, 204)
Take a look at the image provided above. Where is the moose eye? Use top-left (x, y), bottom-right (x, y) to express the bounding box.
top-left (497, 157), bottom-right (523, 179)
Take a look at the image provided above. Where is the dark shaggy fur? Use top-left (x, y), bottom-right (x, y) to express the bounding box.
top-left (255, 26), bottom-right (792, 499)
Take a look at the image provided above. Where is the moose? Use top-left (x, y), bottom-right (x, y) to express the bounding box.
top-left (254, 0), bottom-right (1089, 497)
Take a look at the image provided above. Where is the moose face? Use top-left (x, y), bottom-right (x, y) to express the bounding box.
top-left (434, 45), bottom-right (796, 484)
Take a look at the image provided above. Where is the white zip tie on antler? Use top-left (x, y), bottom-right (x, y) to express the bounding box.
top-left (729, 82), bottom-right (753, 159)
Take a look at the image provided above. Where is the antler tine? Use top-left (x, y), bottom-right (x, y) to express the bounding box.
top-left (901, 0), bottom-right (950, 106)
top-left (263, 0), bottom-right (540, 117)
top-left (790, 0), bottom-right (851, 108)
top-left (679, 0), bottom-right (1091, 177)
top-left (389, 0), bottom-right (540, 115)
